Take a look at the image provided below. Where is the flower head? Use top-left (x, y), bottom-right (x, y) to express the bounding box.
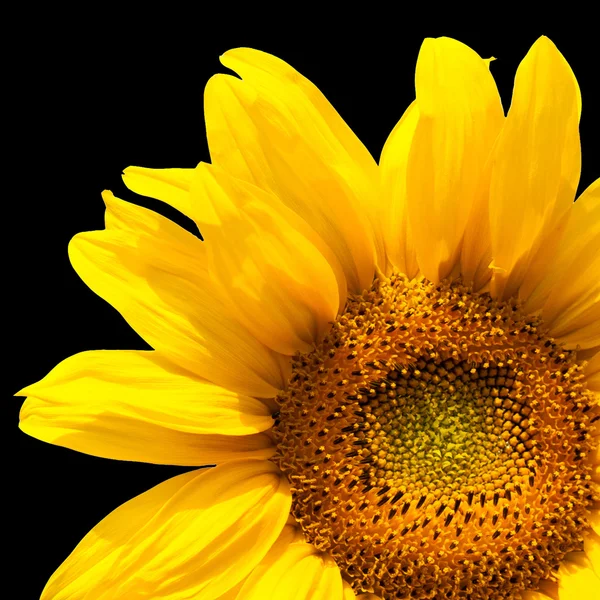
top-left (18, 36), bottom-right (599, 599)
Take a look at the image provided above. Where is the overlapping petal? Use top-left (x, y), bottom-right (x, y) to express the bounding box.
top-left (525, 179), bottom-right (599, 350)
top-left (589, 510), bottom-right (600, 538)
top-left (405, 37), bottom-right (504, 283)
top-left (584, 529), bottom-right (600, 577)
top-left (342, 579), bottom-right (357, 599)
top-left (122, 166), bottom-right (195, 217)
top-left (585, 350), bottom-right (600, 391)
top-left (42, 460), bottom-right (291, 600)
top-left (204, 48), bottom-right (379, 292)
top-left (124, 163), bottom-right (348, 306)
top-left (236, 523), bottom-right (343, 599)
top-left (488, 36), bottom-right (581, 300)
top-left (69, 192), bottom-right (287, 397)
top-left (522, 592), bottom-right (554, 600)
top-left (191, 164), bottom-right (341, 356)
top-left (17, 350), bottom-right (275, 465)
top-left (557, 552), bottom-right (600, 599)
top-left (379, 101), bottom-right (419, 279)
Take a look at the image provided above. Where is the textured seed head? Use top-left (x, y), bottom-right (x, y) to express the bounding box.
top-left (271, 274), bottom-right (599, 600)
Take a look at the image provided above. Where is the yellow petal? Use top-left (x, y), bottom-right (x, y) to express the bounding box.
top-left (17, 350), bottom-right (275, 465)
top-left (122, 166), bottom-right (195, 217)
top-left (585, 349), bottom-right (600, 391)
top-left (489, 36), bottom-right (581, 300)
top-left (588, 509), bottom-right (600, 538)
top-left (69, 192), bottom-right (287, 397)
top-left (191, 164), bottom-right (341, 355)
top-left (557, 553), bottom-right (600, 599)
top-left (379, 101), bottom-right (419, 278)
top-left (521, 179), bottom-right (599, 312)
top-left (124, 162), bottom-right (348, 350)
top-left (205, 48), bottom-right (378, 292)
top-left (529, 179), bottom-right (599, 349)
top-left (579, 346), bottom-right (600, 361)
top-left (549, 301), bottom-right (600, 351)
top-left (461, 52), bottom-right (503, 292)
top-left (236, 524), bottom-right (343, 600)
top-left (584, 530), bottom-right (600, 577)
top-left (536, 579), bottom-right (560, 600)
top-left (342, 579), bottom-right (357, 599)
top-left (523, 592), bottom-right (554, 600)
top-left (519, 178), bottom-right (598, 314)
top-left (236, 522), bottom-right (302, 590)
top-left (42, 460), bottom-right (291, 600)
top-left (406, 37), bottom-right (504, 282)
top-left (216, 580), bottom-right (247, 600)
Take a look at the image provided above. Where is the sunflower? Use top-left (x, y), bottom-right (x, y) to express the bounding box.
top-left (18, 35), bottom-right (599, 600)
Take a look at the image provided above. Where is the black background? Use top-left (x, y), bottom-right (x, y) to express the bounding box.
top-left (7, 15), bottom-right (598, 600)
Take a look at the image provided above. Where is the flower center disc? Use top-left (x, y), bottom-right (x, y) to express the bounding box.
top-left (271, 274), bottom-right (598, 600)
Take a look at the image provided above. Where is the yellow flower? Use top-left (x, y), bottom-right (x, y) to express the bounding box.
top-left (18, 35), bottom-right (599, 600)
